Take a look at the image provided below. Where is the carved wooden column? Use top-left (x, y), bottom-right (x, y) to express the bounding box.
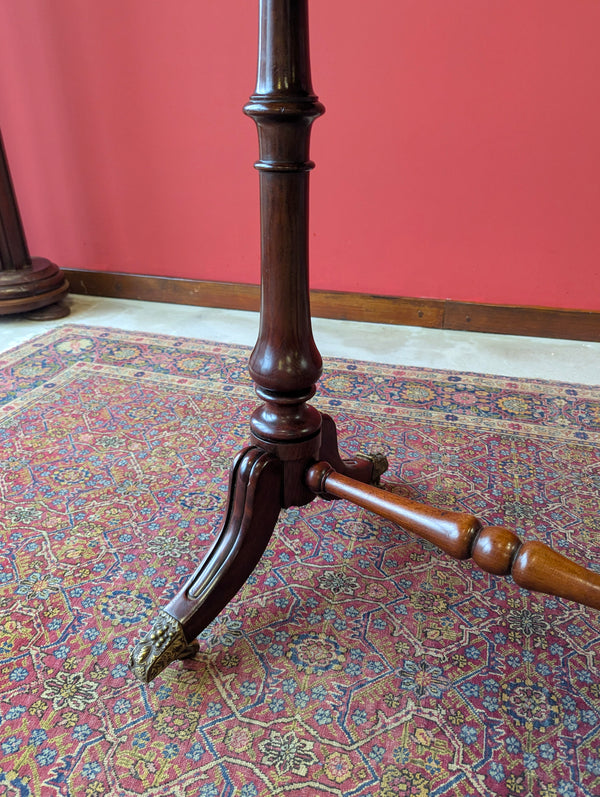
top-left (242, 0), bottom-right (327, 507)
top-left (0, 130), bottom-right (69, 318)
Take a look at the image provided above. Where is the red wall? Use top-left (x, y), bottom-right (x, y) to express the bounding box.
top-left (1, 1), bottom-right (599, 311)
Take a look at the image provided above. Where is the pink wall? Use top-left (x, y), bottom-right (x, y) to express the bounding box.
top-left (1, 1), bottom-right (599, 311)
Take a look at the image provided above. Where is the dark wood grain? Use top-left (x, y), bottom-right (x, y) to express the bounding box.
top-left (243, 0), bottom-right (324, 447)
top-left (165, 448), bottom-right (283, 640)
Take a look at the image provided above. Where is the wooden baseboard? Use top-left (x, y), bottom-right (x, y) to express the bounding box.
top-left (64, 269), bottom-right (600, 343)
top-left (443, 302), bottom-right (600, 342)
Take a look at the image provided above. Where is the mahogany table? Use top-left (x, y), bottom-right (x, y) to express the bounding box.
top-left (129, 0), bottom-right (600, 683)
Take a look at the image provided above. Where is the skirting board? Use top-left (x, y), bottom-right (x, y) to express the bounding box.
top-left (64, 270), bottom-right (600, 343)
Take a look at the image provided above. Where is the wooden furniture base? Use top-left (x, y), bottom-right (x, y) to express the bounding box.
top-left (129, 0), bottom-right (600, 683)
top-left (0, 131), bottom-right (69, 318)
top-left (0, 257), bottom-right (69, 317)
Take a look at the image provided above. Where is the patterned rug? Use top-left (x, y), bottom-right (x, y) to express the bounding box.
top-left (1, 324), bottom-right (599, 797)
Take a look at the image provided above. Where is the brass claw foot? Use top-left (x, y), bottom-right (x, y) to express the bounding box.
top-left (129, 610), bottom-right (200, 684)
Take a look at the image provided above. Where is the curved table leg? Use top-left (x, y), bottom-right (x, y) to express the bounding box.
top-left (130, 448), bottom-right (283, 682)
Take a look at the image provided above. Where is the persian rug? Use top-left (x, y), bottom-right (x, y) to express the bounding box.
top-left (0, 324), bottom-right (599, 797)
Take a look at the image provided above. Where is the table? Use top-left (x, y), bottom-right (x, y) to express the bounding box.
top-left (129, 0), bottom-right (600, 683)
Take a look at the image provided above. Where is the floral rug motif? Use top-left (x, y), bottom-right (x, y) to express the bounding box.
top-left (0, 324), bottom-right (599, 797)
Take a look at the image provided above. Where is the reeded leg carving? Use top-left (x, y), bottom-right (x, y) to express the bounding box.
top-left (130, 448), bottom-right (283, 682)
top-left (306, 462), bottom-right (600, 610)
